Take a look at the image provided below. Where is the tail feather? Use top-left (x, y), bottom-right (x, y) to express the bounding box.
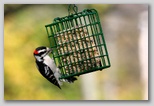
top-left (54, 81), bottom-right (61, 89)
top-left (57, 84), bottom-right (61, 89)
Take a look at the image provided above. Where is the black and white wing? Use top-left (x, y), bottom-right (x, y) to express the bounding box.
top-left (35, 61), bottom-right (61, 89)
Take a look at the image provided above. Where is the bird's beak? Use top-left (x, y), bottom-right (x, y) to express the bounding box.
top-left (47, 47), bottom-right (52, 54)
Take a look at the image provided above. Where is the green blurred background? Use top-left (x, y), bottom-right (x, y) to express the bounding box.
top-left (4, 4), bottom-right (148, 100)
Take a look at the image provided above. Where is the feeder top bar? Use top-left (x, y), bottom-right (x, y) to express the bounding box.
top-left (45, 9), bottom-right (98, 27)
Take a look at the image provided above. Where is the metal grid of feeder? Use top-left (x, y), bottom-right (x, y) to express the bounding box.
top-left (45, 8), bottom-right (110, 79)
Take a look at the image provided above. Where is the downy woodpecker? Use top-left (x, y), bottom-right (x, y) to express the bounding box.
top-left (33, 46), bottom-right (77, 89)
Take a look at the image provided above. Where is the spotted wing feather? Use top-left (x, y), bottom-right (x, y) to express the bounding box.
top-left (35, 61), bottom-right (61, 89)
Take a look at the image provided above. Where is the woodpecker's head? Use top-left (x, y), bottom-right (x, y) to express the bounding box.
top-left (33, 46), bottom-right (52, 61)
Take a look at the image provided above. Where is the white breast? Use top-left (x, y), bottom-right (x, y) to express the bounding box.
top-left (43, 55), bottom-right (57, 73)
top-left (43, 55), bottom-right (62, 85)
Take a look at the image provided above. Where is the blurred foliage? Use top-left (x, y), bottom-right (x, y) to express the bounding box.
top-left (4, 4), bottom-right (144, 100)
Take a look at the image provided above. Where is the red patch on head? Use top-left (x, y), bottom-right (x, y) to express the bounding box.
top-left (34, 50), bottom-right (38, 54)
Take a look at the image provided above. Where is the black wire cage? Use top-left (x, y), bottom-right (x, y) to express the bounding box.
top-left (45, 5), bottom-right (111, 79)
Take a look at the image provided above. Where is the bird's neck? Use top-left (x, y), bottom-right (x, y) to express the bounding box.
top-left (35, 56), bottom-right (43, 62)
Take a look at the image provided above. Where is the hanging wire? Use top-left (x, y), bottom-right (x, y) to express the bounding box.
top-left (68, 4), bottom-right (78, 15)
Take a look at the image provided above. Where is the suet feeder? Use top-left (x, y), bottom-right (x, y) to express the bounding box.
top-left (45, 5), bottom-right (111, 79)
